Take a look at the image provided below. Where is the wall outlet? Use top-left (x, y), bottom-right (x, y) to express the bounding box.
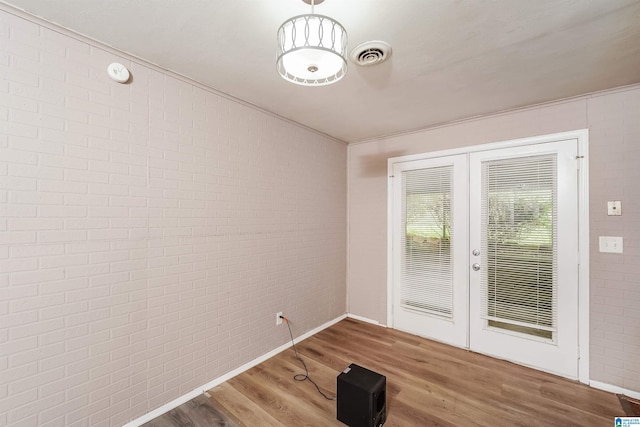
top-left (276, 311), bottom-right (283, 326)
top-left (599, 236), bottom-right (623, 253)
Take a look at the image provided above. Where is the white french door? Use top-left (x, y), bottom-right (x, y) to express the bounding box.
top-left (469, 140), bottom-right (579, 378)
top-left (390, 136), bottom-right (582, 379)
top-left (391, 155), bottom-right (468, 348)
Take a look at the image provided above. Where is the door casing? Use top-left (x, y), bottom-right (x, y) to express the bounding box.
top-left (386, 129), bottom-right (590, 384)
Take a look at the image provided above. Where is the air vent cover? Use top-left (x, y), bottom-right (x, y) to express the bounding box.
top-left (350, 41), bottom-right (392, 66)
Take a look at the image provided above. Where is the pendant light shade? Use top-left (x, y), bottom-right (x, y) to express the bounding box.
top-left (277, 5), bottom-right (347, 86)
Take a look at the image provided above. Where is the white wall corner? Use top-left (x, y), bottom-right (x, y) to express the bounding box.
top-left (122, 314), bottom-right (347, 427)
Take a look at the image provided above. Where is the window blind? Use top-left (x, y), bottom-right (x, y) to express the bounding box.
top-left (480, 154), bottom-right (558, 337)
top-left (401, 166), bottom-right (453, 318)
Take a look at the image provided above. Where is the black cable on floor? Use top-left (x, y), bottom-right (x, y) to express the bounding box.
top-left (282, 316), bottom-right (336, 401)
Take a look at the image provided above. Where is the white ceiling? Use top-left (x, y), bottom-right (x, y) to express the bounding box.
top-left (4, 0), bottom-right (640, 143)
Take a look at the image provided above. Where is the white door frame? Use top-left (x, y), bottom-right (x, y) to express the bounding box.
top-left (387, 129), bottom-right (590, 384)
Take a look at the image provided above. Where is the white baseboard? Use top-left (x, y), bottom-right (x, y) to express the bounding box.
top-left (122, 313), bottom-right (347, 427)
top-left (347, 313), bottom-right (386, 327)
top-left (590, 380), bottom-right (640, 400)
top-left (124, 314), bottom-right (640, 426)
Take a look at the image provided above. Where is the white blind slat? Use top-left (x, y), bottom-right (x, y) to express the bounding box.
top-left (401, 166), bottom-right (453, 318)
top-left (480, 155), bottom-right (558, 336)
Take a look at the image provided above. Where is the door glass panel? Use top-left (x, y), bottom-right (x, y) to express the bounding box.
top-left (401, 166), bottom-right (453, 317)
top-left (480, 155), bottom-right (557, 340)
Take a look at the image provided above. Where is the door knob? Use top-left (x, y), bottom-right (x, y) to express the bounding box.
top-left (472, 263), bottom-right (481, 271)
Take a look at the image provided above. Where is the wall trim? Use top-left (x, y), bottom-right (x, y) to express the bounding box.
top-left (576, 132), bottom-right (590, 384)
top-left (590, 381), bottom-right (640, 401)
top-left (349, 83), bottom-right (640, 146)
top-left (347, 313), bottom-right (386, 327)
top-left (0, 2), bottom-right (346, 147)
top-left (4, 1), bottom-right (639, 148)
top-left (122, 314), bottom-right (347, 427)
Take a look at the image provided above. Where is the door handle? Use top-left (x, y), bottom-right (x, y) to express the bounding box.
top-left (472, 263), bottom-right (481, 271)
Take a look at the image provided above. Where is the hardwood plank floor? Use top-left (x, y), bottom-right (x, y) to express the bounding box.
top-left (618, 394), bottom-right (640, 416)
top-left (142, 394), bottom-right (238, 427)
top-left (204, 318), bottom-right (624, 426)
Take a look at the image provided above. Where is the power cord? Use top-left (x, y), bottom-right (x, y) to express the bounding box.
top-left (281, 316), bottom-right (336, 401)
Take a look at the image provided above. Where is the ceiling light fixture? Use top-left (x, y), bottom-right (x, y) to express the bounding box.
top-left (276, 0), bottom-right (348, 86)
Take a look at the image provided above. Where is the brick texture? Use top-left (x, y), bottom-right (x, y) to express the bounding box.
top-left (0, 9), bottom-right (346, 426)
top-left (348, 91), bottom-right (640, 393)
top-left (587, 88), bottom-right (640, 391)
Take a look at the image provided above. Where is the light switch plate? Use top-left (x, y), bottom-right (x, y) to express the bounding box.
top-left (599, 236), bottom-right (623, 253)
top-left (607, 201), bottom-right (622, 216)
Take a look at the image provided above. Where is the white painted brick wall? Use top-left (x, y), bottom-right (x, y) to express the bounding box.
top-left (348, 90), bottom-right (640, 394)
top-left (587, 88), bottom-right (640, 391)
top-left (0, 8), bottom-right (346, 426)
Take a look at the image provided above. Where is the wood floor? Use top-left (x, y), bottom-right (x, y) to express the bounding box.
top-left (142, 395), bottom-right (238, 427)
top-left (618, 394), bottom-right (640, 416)
top-left (154, 318), bottom-right (626, 426)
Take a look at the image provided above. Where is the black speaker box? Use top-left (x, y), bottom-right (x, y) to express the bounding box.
top-left (336, 363), bottom-right (386, 427)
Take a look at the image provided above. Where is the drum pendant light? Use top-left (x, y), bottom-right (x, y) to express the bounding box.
top-left (276, 0), bottom-right (348, 86)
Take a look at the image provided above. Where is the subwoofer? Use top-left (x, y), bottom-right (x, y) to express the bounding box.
top-left (336, 363), bottom-right (386, 427)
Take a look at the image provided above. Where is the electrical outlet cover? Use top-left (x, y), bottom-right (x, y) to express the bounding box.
top-left (599, 236), bottom-right (623, 253)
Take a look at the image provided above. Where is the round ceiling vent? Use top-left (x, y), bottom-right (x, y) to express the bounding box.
top-left (350, 41), bottom-right (392, 66)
